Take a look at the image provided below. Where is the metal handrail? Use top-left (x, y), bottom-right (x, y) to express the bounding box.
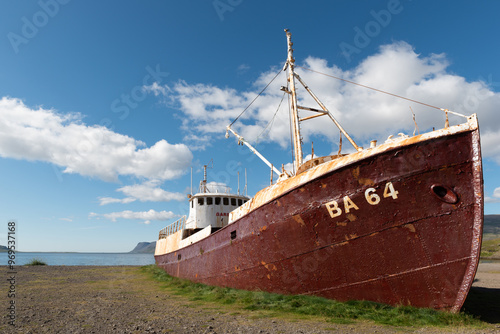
top-left (158, 215), bottom-right (186, 239)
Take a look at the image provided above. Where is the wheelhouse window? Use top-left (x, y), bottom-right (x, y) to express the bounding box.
top-left (207, 197), bottom-right (213, 205)
top-left (215, 197), bottom-right (221, 205)
top-left (231, 198), bottom-right (236, 206)
top-left (238, 199), bottom-right (243, 206)
top-left (198, 197), bottom-right (204, 205)
top-left (223, 197), bottom-right (229, 205)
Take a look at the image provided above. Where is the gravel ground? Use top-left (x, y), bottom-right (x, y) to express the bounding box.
top-left (1, 262), bottom-right (499, 334)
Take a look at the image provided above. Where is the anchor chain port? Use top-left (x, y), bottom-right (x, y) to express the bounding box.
top-left (431, 184), bottom-right (459, 204)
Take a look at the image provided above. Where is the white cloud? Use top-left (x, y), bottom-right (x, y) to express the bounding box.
top-left (237, 64), bottom-right (250, 75)
top-left (118, 180), bottom-right (185, 202)
top-left (0, 97), bottom-right (193, 181)
top-left (182, 133), bottom-right (212, 151)
top-left (485, 187), bottom-right (500, 203)
top-left (98, 180), bottom-right (185, 205)
top-left (143, 82), bottom-right (170, 96)
top-left (98, 197), bottom-right (136, 205)
top-left (145, 41), bottom-right (500, 163)
top-left (89, 209), bottom-right (177, 224)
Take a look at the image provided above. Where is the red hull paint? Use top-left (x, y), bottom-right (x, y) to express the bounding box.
top-left (156, 128), bottom-right (483, 311)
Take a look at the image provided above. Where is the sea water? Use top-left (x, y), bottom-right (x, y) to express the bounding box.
top-left (6, 252), bottom-right (155, 266)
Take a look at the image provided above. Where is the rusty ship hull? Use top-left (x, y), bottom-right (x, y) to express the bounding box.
top-left (155, 116), bottom-right (483, 312)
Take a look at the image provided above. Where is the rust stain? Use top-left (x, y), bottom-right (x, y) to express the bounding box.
top-left (264, 263), bottom-right (278, 271)
top-left (359, 178), bottom-right (375, 186)
top-left (352, 166), bottom-right (360, 178)
top-left (405, 224), bottom-right (416, 233)
top-left (293, 214), bottom-right (306, 227)
top-left (346, 214), bottom-right (357, 222)
top-left (235, 266), bottom-right (241, 272)
top-left (321, 183), bottom-right (327, 188)
top-left (337, 222), bottom-right (347, 226)
top-left (276, 200), bottom-right (281, 207)
top-left (351, 166), bottom-right (374, 186)
top-left (346, 233), bottom-right (358, 240)
top-left (267, 274), bottom-right (271, 279)
top-left (259, 225), bottom-right (268, 232)
top-left (262, 262), bottom-right (277, 271)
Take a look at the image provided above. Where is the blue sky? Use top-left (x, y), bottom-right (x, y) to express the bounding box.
top-left (1, 1), bottom-right (499, 252)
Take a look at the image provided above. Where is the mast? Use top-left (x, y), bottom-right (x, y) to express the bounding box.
top-left (226, 29), bottom-right (361, 179)
top-left (284, 29), bottom-right (362, 166)
top-left (285, 29), bottom-right (303, 172)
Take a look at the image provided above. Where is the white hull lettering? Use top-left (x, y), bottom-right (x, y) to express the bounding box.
top-left (325, 182), bottom-right (399, 219)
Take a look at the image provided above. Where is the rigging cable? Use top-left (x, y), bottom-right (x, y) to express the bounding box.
top-left (229, 67), bottom-right (284, 127)
top-left (255, 91), bottom-right (287, 143)
top-left (296, 65), bottom-right (468, 119)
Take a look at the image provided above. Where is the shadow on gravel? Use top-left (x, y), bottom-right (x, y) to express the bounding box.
top-left (462, 287), bottom-right (500, 324)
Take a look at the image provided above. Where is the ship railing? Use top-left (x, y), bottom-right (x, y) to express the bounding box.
top-left (158, 215), bottom-right (186, 239)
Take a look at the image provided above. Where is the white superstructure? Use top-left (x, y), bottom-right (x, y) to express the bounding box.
top-left (155, 166), bottom-right (250, 256)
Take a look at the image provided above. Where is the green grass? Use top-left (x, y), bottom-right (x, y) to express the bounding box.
top-left (480, 237), bottom-right (500, 258)
top-left (140, 264), bottom-right (484, 328)
top-left (24, 258), bottom-right (47, 266)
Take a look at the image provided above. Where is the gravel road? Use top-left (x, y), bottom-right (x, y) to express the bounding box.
top-left (1, 262), bottom-right (499, 333)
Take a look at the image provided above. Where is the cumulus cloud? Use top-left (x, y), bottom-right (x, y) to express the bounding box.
top-left (89, 209), bottom-right (177, 224)
top-left (487, 187), bottom-right (500, 203)
top-left (145, 41), bottom-right (500, 162)
top-left (98, 180), bottom-right (185, 205)
top-left (98, 197), bottom-right (137, 205)
top-left (0, 97), bottom-right (193, 181)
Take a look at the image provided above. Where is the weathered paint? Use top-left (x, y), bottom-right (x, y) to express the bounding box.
top-left (229, 115), bottom-right (479, 224)
top-left (155, 115), bottom-right (483, 312)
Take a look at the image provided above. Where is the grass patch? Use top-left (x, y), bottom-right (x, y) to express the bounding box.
top-left (480, 237), bottom-right (500, 258)
top-left (140, 265), bottom-right (484, 328)
top-left (24, 258), bottom-right (47, 266)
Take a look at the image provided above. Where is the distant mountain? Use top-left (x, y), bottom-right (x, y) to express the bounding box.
top-left (129, 241), bottom-right (156, 253)
top-left (484, 214), bottom-right (500, 234)
top-left (0, 245), bottom-right (7, 252)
